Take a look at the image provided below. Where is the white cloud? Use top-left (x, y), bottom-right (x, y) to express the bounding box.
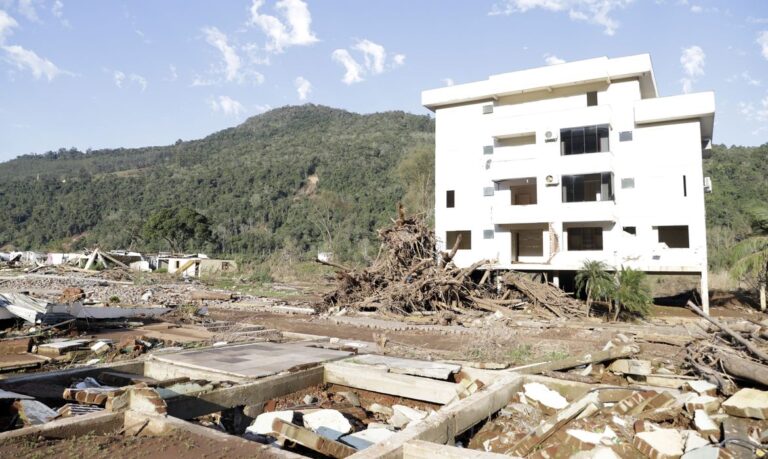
top-left (758, 31), bottom-right (768, 61)
top-left (17, 0), bottom-right (38, 22)
top-left (490, 0), bottom-right (634, 36)
top-left (354, 39), bottom-right (386, 74)
top-left (442, 78), bottom-right (454, 86)
top-left (544, 54), bottom-right (566, 65)
top-left (130, 73), bottom-right (147, 91)
top-left (2, 44), bottom-right (63, 80)
top-left (113, 70), bottom-right (125, 88)
top-left (294, 76), bottom-right (311, 100)
top-left (690, 4), bottom-right (702, 13)
top-left (740, 97), bottom-right (768, 126)
top-left (0, 10), bottom-right (18, 43)
top-left (332, 39), bottom-right (405, 84)
top-left (679, 45), bottom-right (704, 93)
top-left (209, 95), bottom-right (245, 116)
top-left (202, 26), bottom-right (242, 82)
top-left (741, 71), bottom-right (761, 87)
top-left (680, 77), bottom-right (693, 94)
top-left (248, 0), bottom-right (318, 53)
top-left (681, 45), bottom-right (705, 77)
top-left (331, 49), bottom-right (364, 84)
top-left (51, 0), bottom-right (63, 18)
top-left (113, 70), bottom-right (147, 91)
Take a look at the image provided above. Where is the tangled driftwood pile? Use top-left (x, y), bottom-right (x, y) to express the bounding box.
top-left (319, 206), bottom-right (586, 319)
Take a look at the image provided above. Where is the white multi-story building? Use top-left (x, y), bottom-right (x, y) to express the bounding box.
top-left (422, 54), bottom-right (715, 312)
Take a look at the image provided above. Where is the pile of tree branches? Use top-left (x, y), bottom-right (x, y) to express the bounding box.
top-left (319, 206), bottom-right (586, 319)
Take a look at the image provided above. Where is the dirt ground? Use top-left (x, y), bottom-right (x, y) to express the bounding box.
top-left (0, 429), bottom-right (259, 459)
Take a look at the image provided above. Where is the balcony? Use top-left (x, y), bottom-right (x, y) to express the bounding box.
top-left (492, 200), bottom-right (616, 225)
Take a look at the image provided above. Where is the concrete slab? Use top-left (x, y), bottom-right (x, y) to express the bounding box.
top-left (151, 342), bottom-right (353, 379)
top-left (722, 388), bottom-right (768, 419)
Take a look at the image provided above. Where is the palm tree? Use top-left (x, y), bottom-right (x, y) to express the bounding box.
top-left (610, 266), bottom-right (652, 321)
top-left (575, 260), bottom-right (614, 317)
top-left (729, 206), bottom-right (768, 311)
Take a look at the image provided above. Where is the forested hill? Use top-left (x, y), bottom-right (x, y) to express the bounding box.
top-left (0, 104), bottom-right (435, 260)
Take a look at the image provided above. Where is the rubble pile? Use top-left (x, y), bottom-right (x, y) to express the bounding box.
top-left (322, 206), bottom-right (586, 319)
top-left (464, 336), bottom-right (768, 458)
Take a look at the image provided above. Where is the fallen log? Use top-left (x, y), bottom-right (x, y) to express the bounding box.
top-left (687, 301), bottom-right (768, 363)
top-left (716, 350), bottom-right (768, 387)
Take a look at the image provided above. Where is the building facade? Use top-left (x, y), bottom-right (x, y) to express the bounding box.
top-left (422, 55), bottom-right (714, 312)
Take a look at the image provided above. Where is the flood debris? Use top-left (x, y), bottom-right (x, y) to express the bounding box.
top-left (320, 206), bottom-right (587, 320)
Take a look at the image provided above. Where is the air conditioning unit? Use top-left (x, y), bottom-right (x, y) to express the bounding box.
top-left (545, 174), bottom-right (559, 186)
top-left (703, 176), bottom-right (713, 193)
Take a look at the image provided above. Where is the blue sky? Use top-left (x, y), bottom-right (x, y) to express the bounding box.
top-left (0, 0), bottom-right (766, 161)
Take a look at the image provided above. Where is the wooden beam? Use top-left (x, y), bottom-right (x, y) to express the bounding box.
top-left (165, 366), bottom-right (323, 419)
top-left (508, 345), bottom-right (637, 375)
top-left (402, 440), bottom-right (514, 459)
top-left (273, 418), bottom-right (356, 459)
top-left (349, 374), bottom-right (521, 459)
top-left (324, 362), bottom-right (464, 404)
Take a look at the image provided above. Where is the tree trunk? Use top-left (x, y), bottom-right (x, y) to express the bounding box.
top-left (585, 286), bottom-right (592, 317)
top-left (612, 301), bottom-right (621, 322)
top-left (760, 282), bottom-right (766, 312)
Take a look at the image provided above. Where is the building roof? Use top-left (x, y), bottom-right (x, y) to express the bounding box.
top-left (422, 54), bottom-right (658, 110)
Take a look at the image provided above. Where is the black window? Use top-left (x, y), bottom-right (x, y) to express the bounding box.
top-left (568, 227), bottom-right (603, 251)
top-left (562, 172), bottom-right (614, 203)
top-left (623, 226), bottom-right (637, 235)
top-left (658, 226), bottom-right (689, 248)
top-left (587, 91), bottom-right (598, 107)
top-left (561, 124), bottom-right (609, 155)
top-left (446, 190), bottom-right (455, 208)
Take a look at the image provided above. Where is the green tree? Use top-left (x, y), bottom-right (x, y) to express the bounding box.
top-left (142, 207), bottom-right (213, 253)
top-left (610, 266), bottom-right (652, 321)
top-left (395, 144), bottom-right (435, 223)
top-left (729, 206), bottom-right (768, 310)
top-left (575, 260), bottom-right (614, 317)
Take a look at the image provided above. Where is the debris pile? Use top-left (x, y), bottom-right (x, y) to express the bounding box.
top-left (466, 336), bottom-right (768, 458)
top-left (321, 206), bottom-right (586, 319)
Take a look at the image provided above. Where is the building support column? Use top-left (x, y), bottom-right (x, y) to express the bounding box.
top-left (701, 270), bottom-right (710, 316)
top-left (551, 271), bottom-right (560, 288)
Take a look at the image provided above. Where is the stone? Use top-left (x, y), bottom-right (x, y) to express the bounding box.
top-left (90, 341), bottom-right (111, 355)
top-left (693, 410), bottom-right (720, 437)
top-left (336, 391), bottom-right (361, 407)
top-left (685, 380), bottom-right (718, 396)
top-left (681, 446), bottom-right (734, 459)
top-left (523, 382), bottom-right (568, 410)
top-left (248, 411), bottom-right (294, 436)
top-left (684, 430), bottom-right (711, 453)
top-left (340, 427), bottom-right (395, 449)
top-left (570, 446), bottom-right (622, 459)
top-left (633, 429), bottom-right (684, 459)
top-left (303, 409), bottom-right (352, 440)
top-left (389, 404), bottom-right (427, 429)
top-left (685, 395), bottom-right (721, 414)
top-left (608, 359), bottom-right (652, 376)
top-left (302, 395), bottom-right (318, 405)
top-left (368, 403), bottom-right (393, 417)
top-left (722, 388), bottom-right (768, 420)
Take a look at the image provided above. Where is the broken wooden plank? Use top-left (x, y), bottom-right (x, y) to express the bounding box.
top-left (190, 290), bottom-right (233, 301)
top-left (509, 345), bottom-right (637, 375)
top-left (324, 362), bottom-right (463, 404)
top-left (508, 391), bottom-right (599, 457)
top-left (350, 374), bottom-right (522, 459)
top-left (687, 301), bottom-right (768, 363)
top-left (272, 418), bottom-right (356, 459)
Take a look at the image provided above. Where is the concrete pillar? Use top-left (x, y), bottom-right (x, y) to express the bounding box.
top-left (552, 271), bottom-right (560, 288)
top-left (701, 271), bottom-right (710, 316)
